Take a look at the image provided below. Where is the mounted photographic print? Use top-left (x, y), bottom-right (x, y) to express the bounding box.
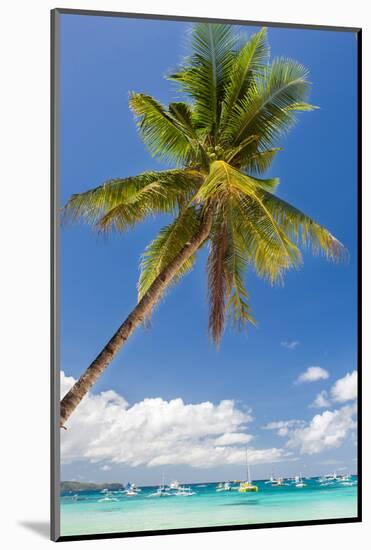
top-left (51, 8), bottom-right (361, 542)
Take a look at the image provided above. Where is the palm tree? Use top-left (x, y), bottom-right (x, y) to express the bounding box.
top-left (60, 23), bottom-right (345, 427)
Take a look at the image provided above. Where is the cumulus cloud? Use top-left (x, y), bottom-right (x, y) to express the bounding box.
top-left (310, 371), bottom-right (357, 409)
top-left (281, 340), bottom-right (300, 350)
top-left (100, 464), bottom-right (112, 471)
top-left (286, 404), bottom-right (357, 455)
top-left (310, 390), bottom-right (331, 409)
top-left (262, 420), bottom-right (306, 437)
top-left (331, 371), bottom-right (357, 403)
top-left (296, 366), bottom-right (329, 384)
top-left (61, 372), bottom-right (287, 468)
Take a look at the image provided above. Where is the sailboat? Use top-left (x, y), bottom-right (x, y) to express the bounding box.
top-left (148, 473), bottom-right (172, 497)
top-left (265, 469), bottom-right (276, 484)
top-left (125, 482), bottom-right (139, 496)
top-left (271, 476), bottom-right (286, 486)
top-left (216, 481), bottom-right (232, 492)
top-left (238, 453), bottom-right (258, 493)
top-left (295, 473), bottom-right (307, 488)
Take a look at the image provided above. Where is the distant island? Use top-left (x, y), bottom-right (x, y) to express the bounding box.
top-left (61, 481), bottom-right (123, 492)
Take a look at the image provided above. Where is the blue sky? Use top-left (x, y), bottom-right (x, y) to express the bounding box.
top-left (59, 14), bottom-right (358, 485)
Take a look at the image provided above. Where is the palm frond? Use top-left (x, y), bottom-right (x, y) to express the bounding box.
top-left (225, 224), bottom-right (256, 330)
top-left (138, 207), bottom-right (203, 308)
top-left (207, 200), bottom-right (256, 344)
top-left (244, 173), bottom-right (280, 191)
top-left (168, 102), bottom-right (209, 168)
top-left (224, 58), bottom-right (314, 149)
top-left (235, 147), bottom-right (282, 174)
top-left (129, 93), bottom-right (194, 164)
top-left (62, 169), bottom-right (203, 232)
top-left (197, 161), bottom-right (302, 282)
top-left (220, 27), bottom-right (269, 129)
top-left (168, 23), bottom-right (236, 136)
top-left (260, 190), bottom-right (347, 261)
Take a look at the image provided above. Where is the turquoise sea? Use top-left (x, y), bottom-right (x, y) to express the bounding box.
top-left (60, 477), bottom-right (358, 536)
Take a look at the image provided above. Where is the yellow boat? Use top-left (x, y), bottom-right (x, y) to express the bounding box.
top-left (238, 459), bottom-right (258, 492)
top-left (238, 481), bottom-right (258, 493)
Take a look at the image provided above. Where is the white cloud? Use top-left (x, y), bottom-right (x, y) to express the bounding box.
top-left (100, 465), bottom-right (112, 471)
top-left (286, 404), bottom-right (357, 455)
top-left (296, 366), bottom-right (329, 384)
top-left (310, 390), bottom-right (330, 408)
top-left (213, 433), bottom-right (253, 446)
top-left (61, 372), bottom-right (287, 468)
top-left (262, 420), bottom-right (306, 437)
top-left (281, 340), bottom-right (300, 350)
top-left (331, 371), bottom-right (357, 403)
top-left (310, 371), bottom-right (357, 409)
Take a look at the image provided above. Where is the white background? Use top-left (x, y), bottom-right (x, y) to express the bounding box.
top-left (1, 0), bottom-right (369, 548)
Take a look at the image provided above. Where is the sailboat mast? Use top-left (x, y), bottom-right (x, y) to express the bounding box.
top-left (246, 449), bottom-right (251, 483)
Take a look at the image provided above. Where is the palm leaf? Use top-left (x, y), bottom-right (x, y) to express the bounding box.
top-left (168, 102), bottom-right (209, 168)
top-left (224, 58), bottom-right (315, 150)
top-left (234, 147), bottom-right (282, 174)
top-left (62, 169), bottom-right (203, 232)
top-left (196, 161), bottom-right (302, 282)
top-left (129, 93), bottom-right (194, 164)
top-left (138, 207), bottom-right (203, 303)
top-left (220, 27), bottom-right (269, 129)
top-left (207, 200), bottom-right (256, 344)
top-left (225, 222), bottom-right (256, 330)
top-left (168, 23), bottom-right (236, 136)
top-left (260, 190), bottom-right (347, 261)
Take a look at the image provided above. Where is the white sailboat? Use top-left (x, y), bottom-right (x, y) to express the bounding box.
top-left (148, 473), bottom-right (172, 497)
top-left (295, 473), bottom-right (306, 488)
top-left (216, 481), bottom-right (232, 492)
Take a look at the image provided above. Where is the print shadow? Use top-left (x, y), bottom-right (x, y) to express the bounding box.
top-left (18, 521), bottom-right (50, 539)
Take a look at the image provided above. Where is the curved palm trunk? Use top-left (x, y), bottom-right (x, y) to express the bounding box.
top-left (60, 212), bottom-right (212, 427)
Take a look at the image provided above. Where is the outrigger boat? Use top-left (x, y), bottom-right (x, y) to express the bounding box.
top-left (148, 474), bottom-right (172, 497)
top-left (271, 477), bottom-right (286, 486)
top-left (169, 480), bottom-right (180, 490)
top-left (295, 474), bottom-right (306, 488)
top-left (124, 482), bottom-right (140, 496)
top-left (216, 482), bottom-right (232, 492)
top-left (174, 486), bottom-right (196, 496)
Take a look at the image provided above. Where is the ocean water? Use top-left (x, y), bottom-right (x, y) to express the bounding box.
top-left (60, 477), bottom-right (358, 537)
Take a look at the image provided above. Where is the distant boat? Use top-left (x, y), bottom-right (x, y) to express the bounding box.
top-left (169, 480), bottom-right (180, 490)
top-left (148, 474), bottom-right (172, 497)
top-left (98, 491), bottom-right (118, 502)
top-left (238, 456), bottom-right (258, 493)
top-left (265, 475), bottom-right (275, 485)
top-left (318, 472), bottom-right (339, 485)
top-left (148, 486), bottom-right (172, 497)
top-left (271, 477), bottom-right (286, 486)
top-left (265, 468), bottom-right (277, 484)
top-left (124, 482), bottom-right (140, 496)
top-left (216, 482), bottom-right (232, 492)
top-left (295, 474), bottom-right (307, 488)
top-left (265, 468), bottom-right (286, 486)
top-left (174, 486), bottom-right (196, 496)
top-left (338, 474), bottom-right (351, 482)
